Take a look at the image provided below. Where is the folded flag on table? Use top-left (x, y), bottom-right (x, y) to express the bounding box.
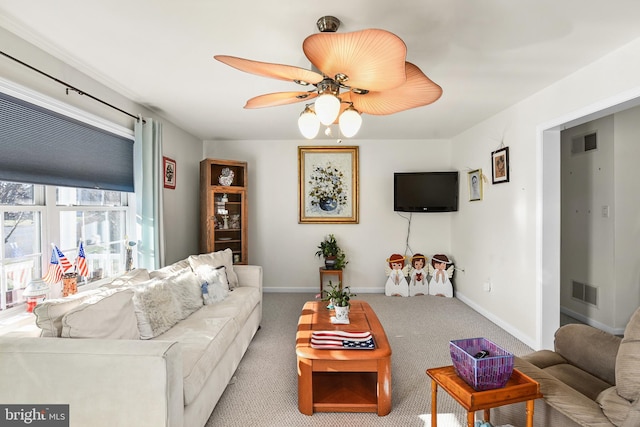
top-left (311, 330), bottom-right (375, 350)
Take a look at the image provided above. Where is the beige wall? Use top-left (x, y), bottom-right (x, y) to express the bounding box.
top-left (203, 139), bottom-right (454, 292)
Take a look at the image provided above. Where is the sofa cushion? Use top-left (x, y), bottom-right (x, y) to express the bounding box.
top-left (597, 386), bottom-right (631, 426)
top-left (188, 249), bottom-right (238, 288)
top-left (153, 315), bottom-right (237, 406)
top-left (61, 289), bottom-right (140, 339)
top-left (33, 289), bottom-right (104, 337)
top-left (514, 357), bottom-right (614, 426)
top-left (616, 307), bottom-right (640, 402)
top-left (543, 363), bottom-right (612, 401)
top-left (190, 287), bottom-right (260, 331)
top-left (132, 278), bottom-right (183, 339)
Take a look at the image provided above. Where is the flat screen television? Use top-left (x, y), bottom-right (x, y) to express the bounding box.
top-left (394, 171), bottom-right (459, 212)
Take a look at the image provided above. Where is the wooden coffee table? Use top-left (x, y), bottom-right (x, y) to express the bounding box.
top-left (426, 365), bottom-right (542, 427)
top-left (296, 300), bottom-right (392, 416)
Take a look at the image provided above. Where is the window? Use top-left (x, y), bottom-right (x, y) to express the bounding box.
top-left (0, 181), bottom-right (134, 311)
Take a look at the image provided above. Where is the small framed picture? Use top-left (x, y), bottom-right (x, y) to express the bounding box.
top-left (468, 169), bottom-right (483, 201)
top-left (163, 156), bottom-right (176, 189)
top-left (491, 147), bottom-right (510, 184)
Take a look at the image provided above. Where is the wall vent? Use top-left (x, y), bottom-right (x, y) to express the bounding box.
top-left (571, 131), bottom-right (598, 154)
top-left (572, 280), bottom-right (598, 306)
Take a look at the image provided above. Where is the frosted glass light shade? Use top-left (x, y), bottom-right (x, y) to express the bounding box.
top-left (314, 94), bottom-right (341, 125)
top-left (339, 107), bottom-right (362, 138)
top-left (298, 107), bottom-right (320, 139)
top-left (23, 278), bottom-right (50, 297)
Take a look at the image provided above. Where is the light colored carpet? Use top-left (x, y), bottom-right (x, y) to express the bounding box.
top-left (205, 293), bottom-right (533, 427)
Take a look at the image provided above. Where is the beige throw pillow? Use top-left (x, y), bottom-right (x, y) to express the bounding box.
top-left (61, 288), bottom-right (140, 339)
top-left (188, 249), bottom-right (238, 288)
top-left (150, 259), bottom-right (191, 278)
top-left (34, 289), bottom-right (104, 337)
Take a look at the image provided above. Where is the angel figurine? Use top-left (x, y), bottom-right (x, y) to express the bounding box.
top-left (385, 254), bottom-right (409, 297)
top-left (428, 254), bottom-right (454, 297)
top-left (409, 254), bottom-right (429, 296)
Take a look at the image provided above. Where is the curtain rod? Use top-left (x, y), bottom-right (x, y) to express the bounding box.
top-left (1, 50), bottom-right (144, 123)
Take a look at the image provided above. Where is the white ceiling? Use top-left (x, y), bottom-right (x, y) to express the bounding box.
top-left (2, 0), bottom-right (640, 141)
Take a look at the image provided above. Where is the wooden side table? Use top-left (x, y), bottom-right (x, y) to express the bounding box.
top-left (319, 268), bottom-right (342, 293)
top-left (426, 366), bottom-right (542, 427)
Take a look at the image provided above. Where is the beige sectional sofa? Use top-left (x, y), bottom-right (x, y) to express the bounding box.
top-left (0, 249), bottom-right (262, 427)
top-left (493, 306), bottom-right (640, 427)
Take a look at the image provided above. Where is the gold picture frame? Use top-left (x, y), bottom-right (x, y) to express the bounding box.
top-left (298, 146), bottom-right (359, 224)
top-left (468, 169), bottom-right (483, 201)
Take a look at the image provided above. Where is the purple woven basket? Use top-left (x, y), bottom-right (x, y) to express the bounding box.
top-left (449, 337), bottom-right (514, 391)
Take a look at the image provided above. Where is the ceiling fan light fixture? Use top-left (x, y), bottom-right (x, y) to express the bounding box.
top-left (298, 105), bottom-right (320, 139)
top-left (339, 105), bottom-right (362, 138)
top-left (314, 93), bottom-right (341, 126)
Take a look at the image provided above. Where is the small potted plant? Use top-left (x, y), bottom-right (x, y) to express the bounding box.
top-left (315, 234), bottom-right (348, 270)
top-left (318, 281), bottom-right (356, 322)
top-left (318, 281), bottom-right (356, 307)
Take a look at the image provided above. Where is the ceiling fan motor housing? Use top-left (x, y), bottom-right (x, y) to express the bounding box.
top-left (316, 16), bottom-right (340, 33)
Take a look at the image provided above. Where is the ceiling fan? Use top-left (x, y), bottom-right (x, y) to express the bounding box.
top-left (214, 16), bottom-right (442, 139)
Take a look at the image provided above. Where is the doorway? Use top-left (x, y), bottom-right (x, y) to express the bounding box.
top-left (539, 89), bottom-right (640, 349)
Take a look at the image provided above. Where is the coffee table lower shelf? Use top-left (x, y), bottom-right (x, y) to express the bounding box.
top-left (312, 372), bottom-right (378, 413)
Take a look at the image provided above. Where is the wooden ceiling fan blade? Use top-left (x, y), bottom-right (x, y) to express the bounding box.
top-left (350, 63), bottom-right (442, 115)
top-left (303, 29), bottom-right (407, 92)
top-left (244, 91), bottom-right (318, 109)
top-left (215, 55), bottom-right (324, 85)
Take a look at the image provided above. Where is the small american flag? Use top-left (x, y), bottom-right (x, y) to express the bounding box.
top-left (311, 331), bottom-right (375, 350)
top-left (76, 242), bottom-right (89, 277)
top-left (42, 248), bottom-right (63, 284)
top-left (55, 245), bottom-right (73, 273)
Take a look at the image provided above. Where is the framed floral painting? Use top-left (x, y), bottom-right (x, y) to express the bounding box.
top-left (298, 146), bottom-right (359, 223)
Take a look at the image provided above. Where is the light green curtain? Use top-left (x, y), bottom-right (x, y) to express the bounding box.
top-left (134, 118), bottom-right (165, 270)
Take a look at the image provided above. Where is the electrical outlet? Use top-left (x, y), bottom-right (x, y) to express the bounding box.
top-left (483, 281), bottom-right (491, 292)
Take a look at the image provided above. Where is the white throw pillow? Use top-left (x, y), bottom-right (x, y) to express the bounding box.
top-left (61, 288), bottom-right (140, 339)
top-left (132, 278), bottom-right (182, 340)
top-left (195, 265), bottom-right (230, 304)
top-left (165, 268), bottom-right (205, 318)
top-left (188, 248), bottom-right (238, 288)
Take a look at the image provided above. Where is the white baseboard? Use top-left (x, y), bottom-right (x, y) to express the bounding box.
top-left (456, 291), bottom-right (538, 350)
top-left (263, 286), bottom-right (384, 294)
top-left (560, 306), bottom-right (625, 336)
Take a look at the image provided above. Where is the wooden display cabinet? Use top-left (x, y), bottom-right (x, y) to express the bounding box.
top-left (199, 159), bottom-right (248, 264)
